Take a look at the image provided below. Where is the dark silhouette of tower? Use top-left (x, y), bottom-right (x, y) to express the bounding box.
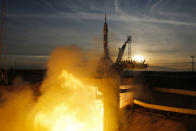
top-left (0, 0), bottom-right (7, 85)
top-left (0, 0), bottom-right (6, 55)
top-left (191, 56), bottom-right (195, 72)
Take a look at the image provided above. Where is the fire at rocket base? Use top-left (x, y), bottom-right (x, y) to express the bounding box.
top-left (101, 78), bottom-right (120, 131)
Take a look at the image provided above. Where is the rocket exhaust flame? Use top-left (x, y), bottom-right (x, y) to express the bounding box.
top-left (32, 70), bottom-right (103, 131)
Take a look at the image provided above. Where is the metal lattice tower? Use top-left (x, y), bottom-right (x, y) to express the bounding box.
top-left (0, 0), bottom-right (7, 84)
top-left (127, 36), bottom-right (132, 60)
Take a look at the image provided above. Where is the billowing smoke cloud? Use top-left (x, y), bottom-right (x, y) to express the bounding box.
top-left (0, 45), bottom-right (189, 131)
top-left (0, 46), bottom-right (103, 131)
top-left (0, 76), bottom-right (35, 131)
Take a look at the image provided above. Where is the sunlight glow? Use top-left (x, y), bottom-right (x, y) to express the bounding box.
top-left (132, 55), bottom-right (145, 63)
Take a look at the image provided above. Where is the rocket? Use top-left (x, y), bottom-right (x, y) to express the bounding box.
top-left (103, 13), bottom-right (109, 57)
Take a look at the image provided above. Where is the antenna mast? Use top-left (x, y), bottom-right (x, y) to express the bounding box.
top-left (191, 56), bottom-right (195, 72)
top-left (0, 0), bottom-right (7, 84)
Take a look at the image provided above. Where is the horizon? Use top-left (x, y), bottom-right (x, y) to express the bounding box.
top-left (1, 0), bottom-right (196, 71)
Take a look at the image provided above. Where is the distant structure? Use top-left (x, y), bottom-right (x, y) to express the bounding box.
top-left (191, 56), bottom-right (195, 72)
top-left (0, 0), bottom-right (7, 84)
top-left (0, 0), bottom-right (6, 55)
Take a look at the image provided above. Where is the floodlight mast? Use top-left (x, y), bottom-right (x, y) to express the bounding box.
top-left (191, 56), bottom-right (195, 72)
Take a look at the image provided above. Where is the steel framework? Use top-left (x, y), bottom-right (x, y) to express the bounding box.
top-left (127, 36), bottom-right (132, 59)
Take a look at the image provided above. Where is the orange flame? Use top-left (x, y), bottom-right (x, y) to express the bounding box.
top-left (32, 70), bottom-right (103, 131)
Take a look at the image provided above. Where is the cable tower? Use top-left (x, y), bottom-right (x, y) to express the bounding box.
top-left (0, 0), bottom-right (7, 84)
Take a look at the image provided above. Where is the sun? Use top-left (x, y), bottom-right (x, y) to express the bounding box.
top-left (132, 55), bottom-right (145, 63)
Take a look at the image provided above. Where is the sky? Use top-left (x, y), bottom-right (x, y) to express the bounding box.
top-left (1, 0), bottom-right (196, 70)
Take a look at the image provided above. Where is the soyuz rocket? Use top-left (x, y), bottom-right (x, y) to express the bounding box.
top-left (103, 13), bottom-right (109, 58)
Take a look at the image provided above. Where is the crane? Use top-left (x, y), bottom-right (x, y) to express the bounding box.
top-left (115, 36), bottom-right (131, 64)
top-left (110, 35), bottom-right (147, 73)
